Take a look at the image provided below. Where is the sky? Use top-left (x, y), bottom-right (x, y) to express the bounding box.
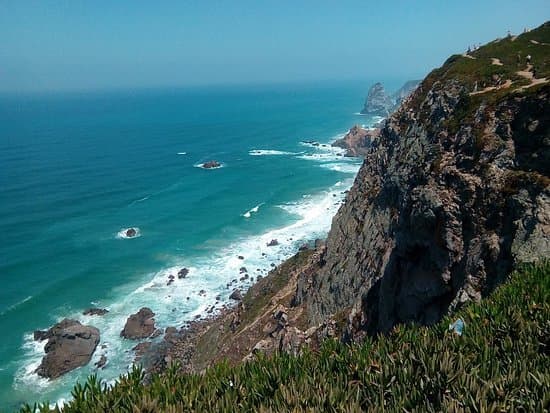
top-left (0, 1), bottom-right (548, 92)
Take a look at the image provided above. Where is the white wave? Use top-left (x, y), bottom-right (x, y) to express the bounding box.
top-left (177, 152), bottom-right (187, 155)
top-left (320, 163), bottom-right (362, 174)
top-left (116, 227), bottom-right (141, 239)
top-left (243, 203), bottom-right (263, 218)
top-left (14, 129), bottom-right (362, 405)
top-left (249, 149), bottom-right (297, 156)
top-left (0, 295), bottom-right (33, 316)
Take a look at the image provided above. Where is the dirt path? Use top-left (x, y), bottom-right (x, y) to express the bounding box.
top-left (470, 79), bottom-right (512, 96)
top-left (462, 53), bottom-right (476, 60)
top-left (491, 58), bottom-right (503, 66)
top-left (514, 64), bottom-right (549, 91)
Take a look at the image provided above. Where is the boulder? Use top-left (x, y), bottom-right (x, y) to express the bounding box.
top-left (35, 319), bottom-right (100, 379)
top-left (83, 308), bottom-right (109, 316)
top-left (125, 228), bottom-right (137, 238)
top-left (267, 239), bottom-right (279, 247)
top-left (229, 289), bottom-right (243, 301)
top-left (202, 160), bottom-right (221, 169)
top-left (121, 308), bottom-right (156, 339)
top-left (177, 268), bottom-right (189, 279)
top-left (95, 355), bottom-right (107, 369)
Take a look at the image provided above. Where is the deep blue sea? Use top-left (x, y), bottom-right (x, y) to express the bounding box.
top-left (0, 80), bottom-right (398, 410)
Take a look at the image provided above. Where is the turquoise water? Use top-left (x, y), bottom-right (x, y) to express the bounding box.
top-left (0, 81), bottom-right (392, 410)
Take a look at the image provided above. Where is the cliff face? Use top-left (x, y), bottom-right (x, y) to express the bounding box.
top-left (297, 60), bottom-right (549, 337)
top-left (144, 24), bottom-right (549, 373)
top-left (360, 82), bottom-right (394, 116)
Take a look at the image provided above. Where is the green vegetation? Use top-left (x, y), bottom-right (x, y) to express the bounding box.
top-left (20, 261), bottom-right (549, 412)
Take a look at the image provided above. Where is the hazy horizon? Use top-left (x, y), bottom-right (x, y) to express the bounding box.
top-left (1, 1), bottom-right (549, 93)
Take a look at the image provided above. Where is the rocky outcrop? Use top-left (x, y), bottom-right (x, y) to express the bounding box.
top-left (83, 308), bottom-right (109, 316)
top-left (360, 80), bottom-right (421, 118)
top-left (121, 308), bottom-right (156, 339)
top-left (35, 319), bottom-right (100, 379)
top-left (360, 83), bottom-right (394, 116)
top-left (332, 125), bottom-right (380, 157)
top-left (202, 160), bottom-right (221, 169)
top-left (125, 228), bottom-right (137, 238)
top-left (298, 75), bottom-right (549, 338)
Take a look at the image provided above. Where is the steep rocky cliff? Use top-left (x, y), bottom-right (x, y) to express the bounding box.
top-left (296, 24), bottom-right (550, 338)
top-left (143, 23), bottom-right (549, 372)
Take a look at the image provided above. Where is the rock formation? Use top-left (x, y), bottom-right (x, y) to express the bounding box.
top-left (298, 67), bottom-right (549, 338)
top-left (83, 308), bottom-right (109, 316)
top-left (35, 319), bottom-right (100, 379)
top-left (332, 125), bottom-right (380, 157)
top-left (202, 160), bottom-right (221, 169)
top-left (139, 23), bottom-right (550, 377)
top-left (121, 308), bottom-right (156, 339)
top-left (360, 80), bottom-right (421, 118)
top-left (360, 82), bottom-right (394, 116)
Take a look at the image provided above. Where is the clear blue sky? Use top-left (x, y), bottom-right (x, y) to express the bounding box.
top-left (1, 1), bottom-right (548, 92)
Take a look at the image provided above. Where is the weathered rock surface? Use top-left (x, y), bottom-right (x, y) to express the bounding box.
top-left (121, 308), bottom-right (156, 339)
top-left (35, 319), bottom-right (100, 379)
top-left (298, 76), bottom-right (550, 337)
top-left (332, 125), bottom-right (380, 157)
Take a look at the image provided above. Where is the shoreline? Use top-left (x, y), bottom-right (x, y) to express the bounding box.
top-left (13, 123), bottom-right (371, 407)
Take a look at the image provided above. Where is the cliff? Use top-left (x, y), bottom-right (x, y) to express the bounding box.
top-left (297, 22), bottom-right (550, 338)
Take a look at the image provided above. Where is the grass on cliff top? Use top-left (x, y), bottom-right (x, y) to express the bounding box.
top-left (410, 21), bottom-right (550, 112)
top-left (19, 261), bottom-right (549, 413)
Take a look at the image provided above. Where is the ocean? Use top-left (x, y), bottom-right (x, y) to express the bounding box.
top-left (0, 80), bottom-right (395, 410)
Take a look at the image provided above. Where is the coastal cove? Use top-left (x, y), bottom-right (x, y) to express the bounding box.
top-left (0, 80), bottom-right (400, 409)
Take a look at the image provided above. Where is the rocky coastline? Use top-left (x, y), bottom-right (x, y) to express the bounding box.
top-left (31, 23), bottom-right (550, 384)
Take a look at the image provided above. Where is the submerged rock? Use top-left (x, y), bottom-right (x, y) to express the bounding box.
top-left (83, 308), bottom-right (109, 316)
top-left (121, 308), bottom-right (156, 339)
top-left (35, 319), bottom-right (100, 379)
top-left (125, 228), bottom-right (137, 238)
top-left (202, 160), bottom-right (221, 169)
top-left (267, 239), bottom-right (279, 247)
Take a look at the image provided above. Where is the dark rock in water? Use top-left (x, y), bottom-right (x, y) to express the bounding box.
top-left (125, 228), bottom-right (137, 238)
top-left (121, 308), bottom-right (156, 340)
top-left (299, 244), bottom-right (309, 251)
top-left (35, 319), bottom-right (100, 379)
top-left (267, 239), bottom-right (279, 247)
top-left (83, 308), bottom-right (109, 316)
top-left (202, 160), bottom-right (221, 169)
top-left (239, 267), bottom-right (248, 273)
top-left (95, 355), bottom-right (107, 369)
top-left (199, 289), bottom-right (206, 296)
top-left (230, 289), bottom-right (243, 301)
top-left (177, 268), bottom-right (189, 279)
top-left (238, 255), bottom-right (245, 260)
